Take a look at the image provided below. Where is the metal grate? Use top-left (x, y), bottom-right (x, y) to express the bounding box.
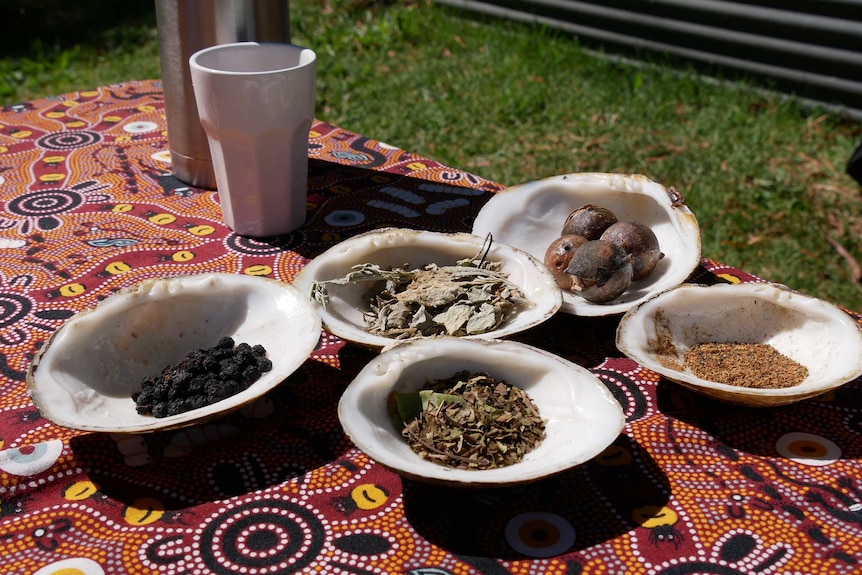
top-left (435, 0), bottom-right (862, 118)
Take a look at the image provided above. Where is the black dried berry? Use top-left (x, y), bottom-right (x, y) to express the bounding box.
top-left (202, 355), bottom-right (219, 371)
top-left (163, 400), bottom-right (182, 417)
top-left (136, 388), bottom-right (153, 405)
top-left (151, 402), bottom-right (169, 418)
top-left (189, 396), bottom-right (208, 410)
top-left (220, 359), bottom-right (240, 378)
top-left (188, 376), bottom-right (205, 395)
top-left (256, 357), bottom-right (273, 372)
top-left (242, 365), bottom-right (261, 383)
top-left (151, 383), bottom-right (170, 402)
top-left (132, 339), bottom-right (270, 418)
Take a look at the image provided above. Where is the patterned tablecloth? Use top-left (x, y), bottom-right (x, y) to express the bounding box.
top-left (1, 80), bottom-right (861, 575)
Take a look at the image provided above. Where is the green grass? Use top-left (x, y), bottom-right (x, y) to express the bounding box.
top-left (3, 0), bottom-right (861, 312)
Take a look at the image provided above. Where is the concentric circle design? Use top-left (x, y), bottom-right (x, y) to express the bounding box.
top-left (0, 439), bottom-right (63, 476)
top-left (123, 121), bottom-right (159, 134)
top-left (37, 131), bottom-right (101, 150)
top-left (7, 189), bottom-right (83, 218)
top-left (775, 432), bottom-right (841, 466)
top-left (324, 210), bottom-right (365, 227)
top-left (505, 511), bottom-right (576, 558)
top-left (226, 234), bottom-right (296, 255)
top-left (32, 557), bottom-right (105, 575)
top-left (0, 292), bottom-right (33, 328)
top-left (200, 499), bottom-right (325, 574)
top-left (151, 150), bottom-right (172, 163)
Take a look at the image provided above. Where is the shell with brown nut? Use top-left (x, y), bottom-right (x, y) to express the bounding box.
top-left (472, 172), bottom-right (701, 316)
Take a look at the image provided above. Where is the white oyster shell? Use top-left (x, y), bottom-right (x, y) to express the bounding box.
top-left (338, 337), bottom-right (625, 487)
top-left (616, 282), bottom-right (862, 406)
top-left (293, 228), bottom-right (562, 349)
top-left (472, 172), bottom-right (701, 316)
top-left (27, 274), bottom-right (321, 433)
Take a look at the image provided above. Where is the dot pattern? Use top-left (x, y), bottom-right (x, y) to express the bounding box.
top-left (1, 81), bottom-right (861, 575)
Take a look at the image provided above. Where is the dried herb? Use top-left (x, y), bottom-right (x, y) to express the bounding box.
top-left (683, 342), bottom-right (808, 388)
top-left (391, 371), bottom-right (546, 470)
top-left (311, 238), bottom-right (530, 339)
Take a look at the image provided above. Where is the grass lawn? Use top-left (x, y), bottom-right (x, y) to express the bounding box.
top-left (3, 0), bottom-right (861, 312)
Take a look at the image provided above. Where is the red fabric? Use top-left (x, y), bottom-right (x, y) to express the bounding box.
top-left (1, 81), bottom-right (861, 575)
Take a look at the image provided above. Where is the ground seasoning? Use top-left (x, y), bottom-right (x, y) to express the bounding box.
top-left (392, 371), bottom-right (546, 470)
top-left (683, 342), bottom-right (808, 389)
top-left (132, 336), bottom-right (272, 417)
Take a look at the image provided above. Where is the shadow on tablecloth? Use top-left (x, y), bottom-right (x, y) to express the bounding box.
top-left (239, 157), bottom-right (499, 263)
top-left (401, 432), bottom-right (670, 561)
top-left (67, 343), bottom-right (378, 509)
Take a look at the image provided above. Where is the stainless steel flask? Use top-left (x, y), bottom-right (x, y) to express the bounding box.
top-left (155, 0), bottom-right (291, 189)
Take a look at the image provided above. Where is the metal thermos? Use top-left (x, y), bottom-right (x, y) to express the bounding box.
top-left (155, 0), bottom-right (291, 189)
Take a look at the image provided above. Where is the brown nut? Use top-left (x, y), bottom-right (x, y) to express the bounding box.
top-left (561, 205), bottom-right (618, 240)
top-left (543, 234), bottom-right (588, 289)
top-left (564, 239), bottom-right (633, 303)
top-left (600, 221), bottom-right (664, 281)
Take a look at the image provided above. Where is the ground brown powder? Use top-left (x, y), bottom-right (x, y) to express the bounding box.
top-left (683, 342), bottom-right (808, 389)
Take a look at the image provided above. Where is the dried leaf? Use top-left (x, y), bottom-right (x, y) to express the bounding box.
top-left (465, 302), bottom-right (498, 334)
top-left (310, 236), bottom-right (531, 340)
top-left (433, 303), bottom-right (473, 335)
top-left (391, 371), bottom-right (547, 470)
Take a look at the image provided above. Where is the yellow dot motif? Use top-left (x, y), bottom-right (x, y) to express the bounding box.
top-left (148, 213), bottom-right (176, 225)
top-left (59, 283), bottom-right (86, 297)
top-left (122, 497), bottom-right (165, 526)
top-left (716, 273), bottom-right (741, 284)
top-left (63, 480), bottom-right (99, 501)
top-left (244, 265), bottom-right (272, 276)
top-left (104, 262), bottom-right (131, 275)
top-left (187, 224), bottom-right (215, 236)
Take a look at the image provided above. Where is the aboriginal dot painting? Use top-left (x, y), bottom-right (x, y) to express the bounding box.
top-left (1, 81), bottom-right (862, 575)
